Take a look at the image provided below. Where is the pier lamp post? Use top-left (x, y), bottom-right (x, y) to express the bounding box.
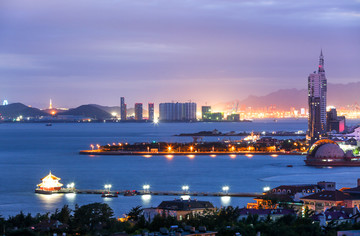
top-left (90, 144), bottom-right (94, 150)
top-left (67, 183), bottom-right (75, 189)
top-left (96, 144), bottom-right (100, 150)
top-left (168, 146), bottom-right (172, 152)
top-left (222, 186), bottom-right (229, 194)
top-left (143, 184), bottom-right (150, 194)
top-left (263, 186), bottom-right (270, 192)
top-left (182, 185), bottom-right (189, 194)
top-left (105, 184), bottom-right (112, 193)
top-left (190, 146), bottom-right (194, 152)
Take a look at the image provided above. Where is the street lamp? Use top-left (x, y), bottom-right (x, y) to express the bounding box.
top-left (263, 186), bottom-right (270, 192)
top-left (182, 185), bottom-right (189, 193)
top-left (190, 146), bottom-right (194, 152)
top-left (143, 184), bottom-right (150, 193)
top-left (67, 182), bottom-right (75, 189)
top-left (105, 184), bottom-right (112, 193)
top-left (96, 144), bottom-right (100, 150)
top-left (90, 144), bottom-right (94, 150)
top-left (222, 186), bottom-right (229, 194)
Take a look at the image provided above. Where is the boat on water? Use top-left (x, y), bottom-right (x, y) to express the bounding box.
top-left (305, 139), bottom-right (360, 167)
top-left (101, 193), bottom-right (118, 198)
top-left (124, 190), bottom-right (139, 196)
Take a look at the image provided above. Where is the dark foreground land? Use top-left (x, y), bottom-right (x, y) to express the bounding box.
top-left (1, 203), bottom-right (359, 236)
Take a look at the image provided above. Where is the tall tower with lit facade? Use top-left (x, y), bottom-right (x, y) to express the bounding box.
top-left (308, 50), bottom-right (327, 144)
top-left (120, 97), bottom-right (127, 121)
top-left (135, 103), bottom-right (143, 120)
top-left (148, 103), bottom-right (154, 121)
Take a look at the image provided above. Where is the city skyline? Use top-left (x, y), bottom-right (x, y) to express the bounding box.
top-left (0, 0), bottom-right (359, 108)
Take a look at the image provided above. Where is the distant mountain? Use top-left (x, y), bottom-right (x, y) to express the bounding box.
top-left (89, 104), bottom-right (120, 114)
top-left (60, 105), bottom-right (112, 120)
top-left (0, 103), bottom-right (47, 118)
top-left (214, 82), bottom-right (360, 110)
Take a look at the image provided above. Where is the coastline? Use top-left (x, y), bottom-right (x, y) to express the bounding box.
top-left (79, 150), bottom-right (305, 156)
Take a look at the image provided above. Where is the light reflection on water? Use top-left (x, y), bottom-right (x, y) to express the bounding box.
top-left (65, 193), bottom-right (76, 202)
top-left (36, 194), bottom-right (63, 210)
top-left (141, 194), bottom-right (151, 204)
top-left (221, 196), bottom-right (231, 206)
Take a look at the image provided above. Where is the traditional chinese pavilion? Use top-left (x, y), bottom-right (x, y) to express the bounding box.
top-left (37, 171), bottom-right (63, 191)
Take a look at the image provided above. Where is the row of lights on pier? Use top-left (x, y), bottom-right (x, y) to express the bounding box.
top-left (66, 183), bottom-right (271, 194)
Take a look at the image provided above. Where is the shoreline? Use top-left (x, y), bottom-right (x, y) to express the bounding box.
top-left (79, 150), bottom-right (305, 156)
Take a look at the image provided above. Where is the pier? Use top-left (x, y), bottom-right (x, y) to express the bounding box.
top-left (79, 150), bottom-right (304, 156)
top-left (35, 188), bottom-right (262, 198)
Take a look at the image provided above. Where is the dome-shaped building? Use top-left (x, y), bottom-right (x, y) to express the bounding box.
top-left (314, 143), bottom-right (345, 159)
top-left (305, 139), bottom-right (359, 166)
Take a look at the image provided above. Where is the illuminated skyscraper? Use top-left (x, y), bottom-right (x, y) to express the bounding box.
top-left (120, 97), bottom-right (127, 121)
top-left (308, 50), bottom-right (327, 143)
top-left (148, 103), bottom-right (154, 121)
top-left (135, 103), bottom-right (143, 120)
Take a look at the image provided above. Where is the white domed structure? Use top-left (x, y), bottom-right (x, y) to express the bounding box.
top-left (314, 143), bottom-right (344, 158)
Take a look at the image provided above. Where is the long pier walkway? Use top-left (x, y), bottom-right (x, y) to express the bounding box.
top-left (36, 189), bottom-right (262, 198)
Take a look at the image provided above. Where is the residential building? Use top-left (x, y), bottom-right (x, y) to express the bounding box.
top-left (311, 206), bottom-right (358, 226)
top-left (143, 199), bottom-right (215, 221)
top-left (308, 50), bottom-right (327, 144)
top-left (238, 208), bottom-right (296, 221)
top-left (300, 190), bottom-right (360, 213)
top-left (148, 103), bottom-right (154, 121)
top-left (135, 103), bottom-right (143, 120)
top-left (201, 106), bottom-right (211, 120)
top-left (227, 113), bottom-right (240, 121)
top-left (327, 108), bottom-right (346, 133)
top-left (120, 97), bottom-right (127, 121)
top-left (159, 102), bottom-right (197, 121)
top-left (203, 112), bottom-right (223, 121)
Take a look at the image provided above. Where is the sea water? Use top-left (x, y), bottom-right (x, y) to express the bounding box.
top-left (0, 119), bottom-right (359, 217)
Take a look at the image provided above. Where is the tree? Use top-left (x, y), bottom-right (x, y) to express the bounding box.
top-left (127, 205), bottom-right (143, 221)
top-left (51, 205), bottom-right (72, 224)
top-left (73, 202), bottom-right (114, 231)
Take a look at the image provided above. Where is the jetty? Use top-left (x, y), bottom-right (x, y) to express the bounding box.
top-left (35, 188), bottom-right (262, 198)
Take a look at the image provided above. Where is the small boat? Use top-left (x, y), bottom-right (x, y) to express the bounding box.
top-left (46, 123), bottom-right (52, 126)
top-left (124, 190), bottom-right (139, 196)
top-left (286, 165), bottom-right (293, 168)
top-left (101, 193), bottom-right (118, 198)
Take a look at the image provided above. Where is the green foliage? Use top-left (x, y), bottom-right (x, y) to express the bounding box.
top-left (127, 205), bottom-right (143, 221)
top-left (73, 202), bottom-right (114, 232)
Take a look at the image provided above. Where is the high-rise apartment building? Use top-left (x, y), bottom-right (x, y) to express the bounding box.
top-left (120, 97), bottom-right (127, 121)
top-left (159, 102), bottom-right (197, 121)
top-left (308, 51), bottom-right (327, 144)
top-left (135, 103), bottom-right (143, 120)
top-left (148, 103), bottom-right (154, 121)
top-left (201, 106), bottom-right (211, 120)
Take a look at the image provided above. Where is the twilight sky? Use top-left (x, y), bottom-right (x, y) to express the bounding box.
top-left (0, 0), bottom-right (359, 108)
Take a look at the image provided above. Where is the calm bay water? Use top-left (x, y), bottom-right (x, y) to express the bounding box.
top-left (1, 119), bottom-right (360, 218)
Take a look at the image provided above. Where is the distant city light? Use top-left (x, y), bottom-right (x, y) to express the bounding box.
top-left (222, 186), bottom-right (229, 193)
top-left (2, 100), bottom-right (8, 105)
top-left (263, 186), bottom-right (271, 192)
top-left (111, 112), bottom-right (117, 117)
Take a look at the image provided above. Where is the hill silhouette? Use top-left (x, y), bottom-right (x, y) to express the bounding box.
top-left (0, 103), bottom-right (47, 118)
top-left (60, 105), bottom-right (112, 120)
top-left (214, 81), bottom-right (360, 110)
